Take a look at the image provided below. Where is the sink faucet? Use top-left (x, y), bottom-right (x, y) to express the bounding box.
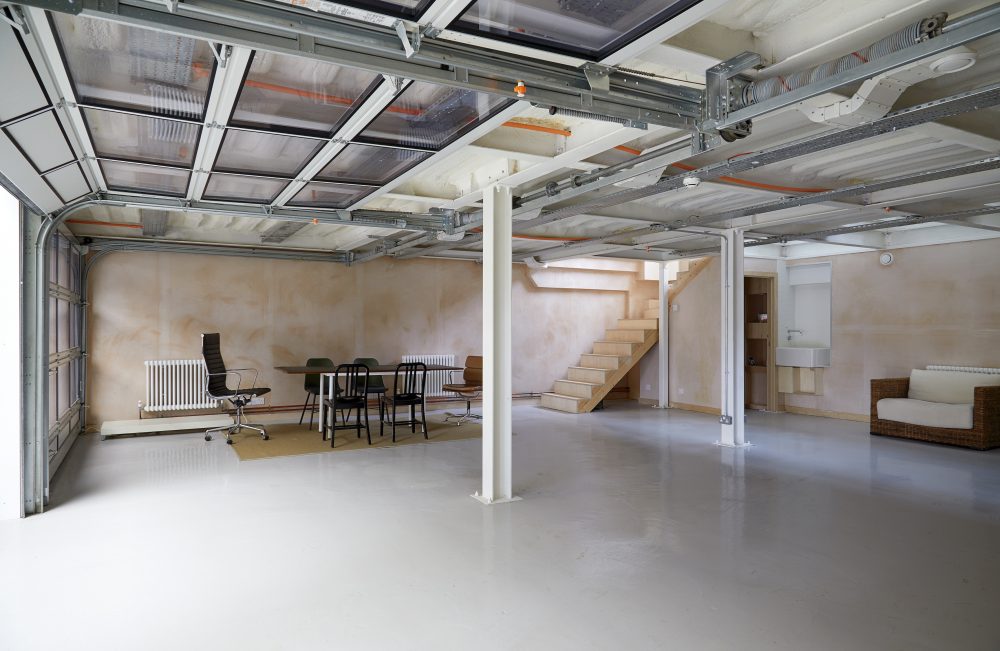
top-left (787, 328), bottom-right (803, 341)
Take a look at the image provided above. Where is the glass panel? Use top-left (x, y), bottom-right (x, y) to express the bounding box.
top-left (48, 296), bottom-right (57, 356)
top-left (49, 372), bottom-right (57, 426)
top-left (100, 160), bottom-right (190, 196)
top-left (315, 144), bottom-right (431, 185)
top-left (57, 238), bottom-right (71, 290)
top-left (84, 108), bottom-right (198, 167)
top-left (58, 363), bottom-right (70, 418)
top-left (58, 299), bottom-right (70, 353)
top-left (53, 14), bottom-right (215, 119)
top-left (287, 181), bottom-right (376, 209)
top-left (203, 174), bottom-right (287, 204)
top-left (70, 302), bottom-right (79, 348)
top-left (356, 82), bottom-right (510, 149)
top-left (330, 0), bottom-right (433, 19)
top-left (213, 130), bottom-right (322, 177)
top-left (230, 51), bottom-right (381, 136)
top-left (452, 0), bottom-right (701, 59)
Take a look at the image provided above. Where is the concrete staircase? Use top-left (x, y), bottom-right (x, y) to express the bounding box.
top-left (540, 315), bottom-right (659, 413)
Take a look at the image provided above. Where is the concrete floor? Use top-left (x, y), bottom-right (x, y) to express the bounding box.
top-left (2, 404), bottom-right (999, 650)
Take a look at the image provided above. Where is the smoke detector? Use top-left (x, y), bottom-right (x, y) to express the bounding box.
top-left (682, 176), bottom-right (701, 189)
top-left (879, 252), bottom-right (894, 267)
top-left (929, 52), bottom-right (977, 74)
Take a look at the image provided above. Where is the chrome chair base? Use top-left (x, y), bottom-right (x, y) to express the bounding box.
top-left (445, 402), bottom-right (482, 426)
top-left (205, 402), bottom-right (268, 444)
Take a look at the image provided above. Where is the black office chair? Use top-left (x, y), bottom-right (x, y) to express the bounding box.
top-left (299, 357), bottom-right (333, 428)
top-left (325, 363), bottom-right (371, 446)
top-left (201, 333), bottom-right (271, 444)
top-left (354, 357), bottom-right (387, 419)
top-left (380, 362), bottom-right (428, 443)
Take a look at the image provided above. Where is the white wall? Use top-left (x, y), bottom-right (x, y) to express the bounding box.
top-left (0, 188), bottom-right (22, 519)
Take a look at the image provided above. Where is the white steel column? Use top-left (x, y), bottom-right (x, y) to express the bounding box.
top-left (476, 184), bottom-right (518, 504)
top-left (656, 261), bottom-right (670, 409)
top-left (0, 189), bottom-right (23, 519)
top-left (719, 228), bottom-right (748, 447)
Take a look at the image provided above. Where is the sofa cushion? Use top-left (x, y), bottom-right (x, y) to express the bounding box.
top-left (877, 398), bottom-right (974, 430)
top-left (907, 369), bottom-right (1000, 404)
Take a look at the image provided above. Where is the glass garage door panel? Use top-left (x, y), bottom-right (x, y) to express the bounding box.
top-left (203, 173), bottom-right (287, 204)
top-left (52, 14), bottom-right (215, 119)
top-left (315, 144), bottom-right (431, 185)
top-left (331, 0), bottom-right (434, 19)
top-left (213, 129), bottom-right (323, 178)
top-left (288, 181), bottom-right (376, 209)
top-left (357, 82), bottom-right (509, 150)
top-left (83, 108), bottom-right (199, 167)
top-left (451, 0), bottom-right (702, 59)
top-left (231, 51), bottom-right (382, 136)
top-left (99, 160), bottom-right (190, 196)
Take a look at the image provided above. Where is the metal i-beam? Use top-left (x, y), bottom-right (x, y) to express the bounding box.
top-left (21, 0), bottom-right (701, 129)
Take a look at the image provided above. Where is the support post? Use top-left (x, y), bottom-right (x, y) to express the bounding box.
top-left (656, 261), bottom-right (669, 408)
top-left (719, 228), bottom-right (748, 447)
top-left (476, 184), bottom-right (518, 504)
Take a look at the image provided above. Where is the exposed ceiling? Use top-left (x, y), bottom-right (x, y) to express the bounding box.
top-left (1, 0), bottom-right (998, 265)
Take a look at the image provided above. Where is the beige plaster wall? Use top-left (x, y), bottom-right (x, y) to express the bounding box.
top-left (664, 239), bottom-right (1000, 418)
top-left (87, 252), bottom-right (631, 424)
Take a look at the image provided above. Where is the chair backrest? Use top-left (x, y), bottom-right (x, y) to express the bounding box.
top-left (353, 357), bottom-right (385, 390)
top-left (201, 333), bottom-right (229, 396)
top-left (335, 363), bottom-right (369, 399)
top-left (305, 357), bottom-right (333, 392)
top-left (464, 355), bottom-right (483, 384)
top-left (392, 362), bottom-right (427, 398)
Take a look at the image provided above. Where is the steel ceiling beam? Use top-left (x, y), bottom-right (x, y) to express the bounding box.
top-left (17, 0), bottom-right (701, 129)
top-left (87, 237), bottom-right (350, 263)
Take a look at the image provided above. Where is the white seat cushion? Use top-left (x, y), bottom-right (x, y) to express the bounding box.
top-left (908, 369), bottom-right (1000, 404)
top-left (877, 398), bottom-right (974, 430)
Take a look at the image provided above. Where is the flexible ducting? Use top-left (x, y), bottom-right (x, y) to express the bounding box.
top-left (739, 13), bottom-right (947, 108)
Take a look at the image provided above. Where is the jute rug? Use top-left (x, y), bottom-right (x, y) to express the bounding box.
top-left (228, 413), bottom-right (481, 461)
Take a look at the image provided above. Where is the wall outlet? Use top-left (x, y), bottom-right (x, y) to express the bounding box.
top-left (644, 383), bottom-right (652, 391)
top-left (671, 304), bottom-right (679, 312)
top-left (678, 387), bottom-right (685, 396)
top-left (249, 396), bottom-right (266, 406)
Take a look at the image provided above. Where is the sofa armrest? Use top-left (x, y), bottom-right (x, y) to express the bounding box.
top-left (871, 378), bottom-right (909, 421)
top-left (973, 385), bottom-right (1000, 440)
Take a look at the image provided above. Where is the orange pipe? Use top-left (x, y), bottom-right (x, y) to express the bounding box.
top-left (66, 219), bottom-right (142, 229)
top-left (468, 226), bottom-right (588, 241)
top-left (614, 145), bottom-right (642, 156)
top-left (669, 162), bottom-right (829, 193)
top-left (502, 122), bottom-right (572, 137)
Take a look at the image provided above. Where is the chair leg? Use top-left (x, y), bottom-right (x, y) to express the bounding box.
top-left (421, 399), bottom-right (428, 439)
top-left (379, 398), bottom-right (385, 439)
top-left (299, 393), bottom-right (309, 425)
top-left (309, 393), bottom-right (316, 429)
top-left (410, 404), bottom-right (416, 433)
top-left (392, 401), bottom-right (397, 443)
top-left (364, 403), bottom-right (371, 445)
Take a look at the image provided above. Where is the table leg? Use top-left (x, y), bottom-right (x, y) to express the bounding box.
top-left (318, 373), bottom-right (325, 433)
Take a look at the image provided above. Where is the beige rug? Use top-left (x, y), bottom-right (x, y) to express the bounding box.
top-left (228, 414), bottom-right (481, 461)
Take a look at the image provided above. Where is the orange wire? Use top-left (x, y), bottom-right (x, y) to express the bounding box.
top-left (502, 122), bottom-right (572, 137)
top-left (669, 162), bottom-right (829, 193)
top-left (614, 145), bottom-right (642, 156)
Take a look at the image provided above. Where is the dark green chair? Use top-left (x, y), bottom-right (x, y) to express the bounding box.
top-left (354, 357), bottom-right (387, 421)
top-left (299, 357), bottom-right (333, 428)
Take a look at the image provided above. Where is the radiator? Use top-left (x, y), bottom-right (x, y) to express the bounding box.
top-left (144, 359), bottom-right (219, 412)
top-left (401, 354), bottom-right (455, 397)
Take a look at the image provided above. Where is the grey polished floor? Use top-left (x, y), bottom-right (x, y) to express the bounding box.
top-left (2, 404), bottom-right (998, 650)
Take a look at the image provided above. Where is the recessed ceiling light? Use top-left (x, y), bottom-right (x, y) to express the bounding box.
top-left (929, 52), bottom-right (977, 74)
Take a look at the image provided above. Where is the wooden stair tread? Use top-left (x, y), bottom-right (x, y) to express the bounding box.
top-left (568, 366), bottom-right (609, 371)
top-left (557, 379), bottom-right (602, 387)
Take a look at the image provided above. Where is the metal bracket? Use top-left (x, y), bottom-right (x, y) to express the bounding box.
top-left (699, 51), bottom-right (762, 152)
top-left (0, 4), bottom-right (30, 35)
top-left (381, 74), bottom-right (406, 95)
top-left (719, 415), bottom-right (733, 425)
top-left (393, 20), bottom-right (420, 59)
top-left (163, 0), bottom-right (178, 12)
top-left (210, 43), bottom-right (231, 69)
top-left (581, 63), bottom-right (613, 93)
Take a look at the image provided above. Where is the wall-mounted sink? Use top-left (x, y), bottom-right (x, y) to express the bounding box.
top-left (776, 346), bottom-right (831, 368)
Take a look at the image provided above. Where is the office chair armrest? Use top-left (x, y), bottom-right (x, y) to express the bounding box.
top-left (206, 369), bottom-right (257, 395)
top-left (226, 367), bottom-right (260, 391)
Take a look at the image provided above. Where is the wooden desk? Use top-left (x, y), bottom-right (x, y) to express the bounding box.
top-left (275, 364), bottom-right (462, 432)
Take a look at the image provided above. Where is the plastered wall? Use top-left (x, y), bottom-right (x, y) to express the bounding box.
top-left (86, 252), bottom-right (634, 424)
top-left (660, 239), bottom-right (1000, 418)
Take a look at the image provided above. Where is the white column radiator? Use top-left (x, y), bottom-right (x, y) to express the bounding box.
top-left (401, 354), bottom-right (455, 397)
top-left (144, 359), bottom-right (219, 412)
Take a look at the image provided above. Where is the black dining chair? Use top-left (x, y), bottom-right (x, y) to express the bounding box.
top-left (324, 363), bottom-right (371, 446)
top-left (299, 357), bottom-right (333, 429)
top-left (354, 357), bottom-right (387, 419)
top-left (380, 362), bottom-right (428, 443)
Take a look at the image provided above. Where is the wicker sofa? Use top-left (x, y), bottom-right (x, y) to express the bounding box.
top-left (871, 367), bottom-right (1000, 450)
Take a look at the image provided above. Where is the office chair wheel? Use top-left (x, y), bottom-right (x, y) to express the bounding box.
top-left (262, 434), bottom-right (269, 441)
top-left (204, 435), bottom-right (212, 441)
top-left (226, 438), bottom-right (234, 445)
